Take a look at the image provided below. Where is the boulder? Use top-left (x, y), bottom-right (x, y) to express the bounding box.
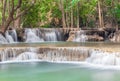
top-left (87, 35), bottom-right (104, 41)
top-left (67, 34), bottom-right (75, 41)
top-left (66, 31), bottom-right (76, 41)
top-left (110, 31), bottom-right (120, 42)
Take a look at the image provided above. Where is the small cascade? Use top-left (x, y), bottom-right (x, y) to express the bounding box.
top-left (0, 29), bottom-right (18, 44)
top-left (38, 48), bottom-right (90, 62)
top-left (55, 29), bottom-right (63, 41)
top-left (9, 29), bottom-right (18, 42)
top-left (25, 28), bottom-right (44, 43)
top-left (0, 48), bottom-right (39, 62)
top-left (73, 30), bottom-right (87, 42)
top-left (45, 30), bottom-right (57, 41)
top-left (41, 28), bottom-right (63, 41)
top-left (1, 47), bottom-right (120, 66)
top-left (15, 52), bottom-right (38, 61)
top-left (5, 31), bottom-right (14, 43)
top-left (86, 50), bottom-right (120, 66)
top-left (0, 28), bottom-right (64, 44)
top-left (0, 34), bottom-right (8, 44)
top-left (24, 28), bottom-right (63, 42)
top-left (0, 47), bottom-right (90, 62)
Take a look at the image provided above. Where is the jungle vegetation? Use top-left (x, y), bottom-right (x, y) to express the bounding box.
top-left (0, 0), bottom-right (120, 33)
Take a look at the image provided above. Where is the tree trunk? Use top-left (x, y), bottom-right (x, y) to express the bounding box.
top-left (98, 0), bottom-right (102, 28)
top-left (59, 0), bottom-right (66, 28)
top-left (1, 0), bottom-right (7, 28)
top-left (0, 0), bottom-right (34, 34)
top-left (71, 7), bottom-right (73, 28)
top-left (14, 8), bottom-right (21, 28)
top-left (65, 12), bottom-right (69, 28)
top-left (77, 3), bottom-right (79, 28)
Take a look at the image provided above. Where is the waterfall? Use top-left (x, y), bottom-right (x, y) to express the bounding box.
top-left (0, 29), bottom-right (18, 44)
top-left (40, 28), bottom-right (63, 41)
top-left (5, 31), bottom-right (14, 43)
top-left (15, 52), bottom-right (38, 61)
top-left (9, 29), bottom-right (18, 42)
top-left (0, 48), bottom-right (39, 62)
top-left (86, 50), bottom-right (120, 66)
top-left (0, 47), bottom-right (89, 63)
top-left (0, 28), bottom-right (63, 44)
top-left (0, 34), bottom-right (8, 44)
top-left (45, 30), bottom-right (57, 41)
top-left (25, 28), bottom-right (63, 42)
top-left (0, 47), bottom-right (120, 67)
top-left (73, 30), bottom-right (87, 42)
top-left (25, 28), bottom-right (44, 43)
top-left (0, 47), bottom-right (120, 66)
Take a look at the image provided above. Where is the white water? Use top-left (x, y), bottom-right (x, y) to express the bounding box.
top-left (0, 34), bottom-right (8, 44)
top-left (73, 30), bottom-right (87, 42)
top-left (25, 29), bottom-right (44, 43)
top-left (5, 31), bottom-right (14, 43)
top-left (0, 47), bottom-right (120, 68)
top-left (45, 31), bottom-right (57, 41)
top-left (15, 52), bottom-right (38, 61)
top-left (10, 29), bottom-right (18, 41)
top-left (0, 28), bottom-right (64, 44)
top-left (86, 50), bottom-right (120, 66)
top-left (0, 29), bottom-right (18, 44)
top-left (24, 28), bottom-right (63, 42)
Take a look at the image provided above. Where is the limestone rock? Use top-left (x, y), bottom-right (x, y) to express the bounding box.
top-left (110, 31), bottom-right (120, 42)
top-left (67, 31), bottom-right (75, 41)
top-left (87, 35), bottom-right (104, 41)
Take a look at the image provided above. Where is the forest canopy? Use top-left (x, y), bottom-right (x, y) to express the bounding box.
top-left (0, 0), bottom-right (120, 33)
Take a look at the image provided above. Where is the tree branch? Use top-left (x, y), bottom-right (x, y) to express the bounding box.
top-left (2, 0), bottom-right (7, 26)
top-left (13, 3), bottom-right (34, 20)
top-left (14, 0), bottom-right (22, 11)
top-left (1, 0), bottom-right (35, 33)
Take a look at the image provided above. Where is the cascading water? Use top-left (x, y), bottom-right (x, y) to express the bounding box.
top-left (73, 30), bottom-right (87, 42)
top-left (5, 31), bottom-right (14, 43)
top-left (0, 48), bottom-right (39, 62)
top-left (86, 50), bottom-right (120, 66)
top-left (0, 34), bottom-right (8, 44)
top-left (9, 29), bottom-right (18, 42)
top-left (15, 52), bottom-right (38, 61)
top-left (0, 47), bottom-right (120, 66)
top-left (0, 47), bottom-right (90, 63)
top-left (0, 28), bottom-right (64, 44)
top-left (45, 30), bottom-right (57, 41)
top-left (0, 29), bottom-right (17, 44)
top-left (24, 28), bottom-right (63, 42)
top-left (25, 28), bottom-right (44, 43)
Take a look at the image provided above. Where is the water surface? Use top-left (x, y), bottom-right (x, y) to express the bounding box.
top-left (0, 62), bottom-right (120, 81)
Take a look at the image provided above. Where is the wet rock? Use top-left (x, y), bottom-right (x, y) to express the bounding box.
top-left (66, 31), bottom-right (75, 41)
top-left (67, 34), bottom-right (75, 41)
top-left (110, 31), bottom-right (120, 42)
top-left (16, 28), bottom-right (25, 42)
top-left (87, 35), bottom-right (104, 41)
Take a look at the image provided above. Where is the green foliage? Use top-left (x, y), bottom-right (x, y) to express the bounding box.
top-left (3, 0), bottom-right (119, 28)
top-left (114, 4), bottom-right (120, 21)
top-left (22, 0), bottom-right (41, 27)
top-left (0, 3), bottom-right (2, 24)
top-left (22, 0), bottom-right (61, 27)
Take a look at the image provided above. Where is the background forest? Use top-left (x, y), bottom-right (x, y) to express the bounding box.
top-left (0, 0), bottom-right (120, 33)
